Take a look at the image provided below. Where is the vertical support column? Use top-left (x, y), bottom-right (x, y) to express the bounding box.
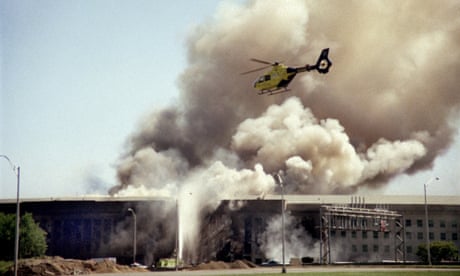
top-left (394, 216), bottom-right (406, 263)
top-left (319, 207), bottom-right (330, 264)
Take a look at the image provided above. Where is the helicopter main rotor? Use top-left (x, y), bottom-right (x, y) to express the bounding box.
top-left (240, 58), bottom-right (282, 75)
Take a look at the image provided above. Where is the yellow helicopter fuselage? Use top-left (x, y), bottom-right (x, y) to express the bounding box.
top-left (253, 64), bottom-right (297, 92)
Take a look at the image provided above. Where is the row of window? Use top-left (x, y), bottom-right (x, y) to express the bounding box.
top-left (406, 219), bottom-right (458, 228)
top-left (351, 244), bottom-right (451, 255)
top-left (331, 230), bottom-right (458, 241)
top-left (331, 230), bottom-right (390, 239)
top-left (351, 244), bottom-right (390, 253)
top-left (406, 231), bottom-right (458, 241)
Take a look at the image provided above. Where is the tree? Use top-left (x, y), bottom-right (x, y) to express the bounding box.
top-left (0, 213), bottom-right (47, 260)
top-left (416, 241), bottom-right (459, 264)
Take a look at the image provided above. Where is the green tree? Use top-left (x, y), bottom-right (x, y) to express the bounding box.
top-left (416, 241), bottom-right (459, 264)
top-left (0, 213), bottom-right (47, 260)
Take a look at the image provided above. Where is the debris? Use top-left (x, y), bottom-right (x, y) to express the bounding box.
top-left (6, 256), bottom-right (148, 276)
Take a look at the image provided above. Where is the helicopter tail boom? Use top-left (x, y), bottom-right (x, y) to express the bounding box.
top-left (297, 48), bottom-right (332, 74)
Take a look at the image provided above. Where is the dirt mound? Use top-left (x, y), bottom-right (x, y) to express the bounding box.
top-left (229, 260), bottom-right (249, 269)
top-left (6, 256), bottom-right (148, 276)
top-left (193, 260), bottom-right (257, 270)
top-left (195, 261), bottom-right (229, 270)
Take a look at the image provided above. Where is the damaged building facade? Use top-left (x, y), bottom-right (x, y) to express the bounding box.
top-left (0, 195), bottom-right (459, 265)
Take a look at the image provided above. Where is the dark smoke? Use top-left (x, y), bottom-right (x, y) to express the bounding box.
top-left (109, 0), bottom-right (460, 261)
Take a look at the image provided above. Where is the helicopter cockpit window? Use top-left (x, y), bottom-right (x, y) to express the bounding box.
top-left (258, 75), bottom-right (269, 82)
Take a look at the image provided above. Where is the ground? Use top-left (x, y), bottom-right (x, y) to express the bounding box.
top-left (2, 256), bottom-right (148, 276)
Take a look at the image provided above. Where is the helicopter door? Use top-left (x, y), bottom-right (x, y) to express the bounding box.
top-left (254, 75), bottom-right (270, 88)
top-left (256, 75), bottom-right (270, 83)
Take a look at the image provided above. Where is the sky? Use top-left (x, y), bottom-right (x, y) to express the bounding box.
top-left (1, 0), bottom-right (459, 199)
top-left (0, 0), bottom-right (222, 198)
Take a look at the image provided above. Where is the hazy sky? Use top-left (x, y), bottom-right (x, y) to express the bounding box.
top-left (1, 0), bottom-right (221, 197)
top-left (1, 0), bottom-right (459, 198)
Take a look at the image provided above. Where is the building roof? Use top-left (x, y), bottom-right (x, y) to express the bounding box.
top-left (1, 194), bottom-right (458, 206)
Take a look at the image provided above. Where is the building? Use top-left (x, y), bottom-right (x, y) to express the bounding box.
top-left (0, 197), bottom-right (176, 266)
top-left (0, 194), bottom-right (459, 265)
top-left (197, 195), bottom-right (460, 264)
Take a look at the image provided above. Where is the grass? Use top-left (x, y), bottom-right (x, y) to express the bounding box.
top-left (0, 260), bottom-right (12, 275)
top-left (209, 270), bottom-right (460, 276)
top-left (210, 273), bottom-right (460, 276)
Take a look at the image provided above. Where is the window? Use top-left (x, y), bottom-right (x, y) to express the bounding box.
top-left (341, 231), bottom-right (346, 238)
top-left (440, 233), bottom-right (446, 240)
top-left (362, 244), bottom-right (368, 253)
top-left (405, 219), bottom-right (412, 227)
top-left (429, 220), bottom-right (434, 228)
top-left (384, 232), bottom-right (390, 239)
top-left (352, 244), bottom-right (357, 252)
top-left (373, 244), bottom-right (379, 253)
top-left (452, 221), bottom-right (458, 228)
top-left (407, 246), bottom-right (412, 254)
top-left (362, 231), bottom-right (368, 239)
top-left (452, 233), bottom-right (458, 240)
top-left (417, 232), bottom-right (424, 240)
top-left (352, 231), bottom-right (357, 238)
top-left (429, 232), bottom-right (434, 240)
top-left (417, 219), bottom-right (423, 227)
top-left (373, 231), bottom-right (379, 239)
top-left (440, 220), bottom-right (446, 228)
top-left (406, 232), bottom-right (412, 240)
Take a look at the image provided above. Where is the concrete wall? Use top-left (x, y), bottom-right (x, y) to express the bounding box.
top-left (0, 198), bottom-right (176, 266)
top-left (1, 196), bottom-right (459, 264)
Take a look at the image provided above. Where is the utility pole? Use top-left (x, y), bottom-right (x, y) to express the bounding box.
top-left (274, 172), bottom-right (286, 274)
top-left (1, 155), bottom-right (20, 276)
top-left (127, 208), bottom-right (137, 265)
top-left (424, 176), bottom-right (439, 266)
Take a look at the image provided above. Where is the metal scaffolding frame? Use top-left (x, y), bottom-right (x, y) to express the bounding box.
top-left (319, 202), bottom-right (405, 264)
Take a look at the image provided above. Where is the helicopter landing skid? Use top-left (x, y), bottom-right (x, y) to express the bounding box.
top-left (258, 88), bottom-right (291, 96)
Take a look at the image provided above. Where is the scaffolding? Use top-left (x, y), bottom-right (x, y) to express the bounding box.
top-left (319, 197), bottom-right (405, 264)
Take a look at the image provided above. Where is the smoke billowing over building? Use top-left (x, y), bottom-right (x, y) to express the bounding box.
top-left (107, 0), bottom-right (460, 263)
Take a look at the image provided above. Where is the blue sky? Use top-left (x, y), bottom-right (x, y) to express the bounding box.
top-left (1, 0), bottom-right (221, 198)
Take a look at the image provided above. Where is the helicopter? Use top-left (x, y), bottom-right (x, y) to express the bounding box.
top-left (241, 48), bottom-right (332, 95)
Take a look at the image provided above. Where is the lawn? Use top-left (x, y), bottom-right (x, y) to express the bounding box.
top-left (210, 271), bottom-right (460, 276)
top-left (0, 261), bottom-right (12, 275)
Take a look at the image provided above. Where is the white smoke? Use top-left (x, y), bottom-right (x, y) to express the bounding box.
top-left (110, 0), bottom-right (460, 262)
top-left (177, 161), bottom-right (275, 261)
top-left (232, 97), bottom-right (426, 193)
top-left (260, 213), bottom-right (319, 263)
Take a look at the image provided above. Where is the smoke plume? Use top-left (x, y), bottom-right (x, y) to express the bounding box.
top-left (261, 213), bottom-right (319, 263)
top-left (110, 0), bottom-right (460, 261)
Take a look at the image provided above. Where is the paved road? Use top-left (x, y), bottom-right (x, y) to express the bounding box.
top-left (92, 266), bottom-right (460, 276)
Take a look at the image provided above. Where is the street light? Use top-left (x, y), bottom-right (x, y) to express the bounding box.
top-left (424, 176), bottom-right (439, 266)
top-left (1, 155), bottom-right (20, 276)
top-left (274, 172), bottom-right (286, 274)
top-left (127, 208), bottom-right (137, 265)
top-left (175, 199), bottom-right (179, 271)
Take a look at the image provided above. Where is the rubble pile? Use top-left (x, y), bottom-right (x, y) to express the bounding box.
top-left (5, 256), bottom-right (147, 276)
top-left (192, 259), bottom-right (256, 270)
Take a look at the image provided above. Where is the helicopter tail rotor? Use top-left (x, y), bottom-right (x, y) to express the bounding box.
top-left (310, 48), bottom-right (332, 74)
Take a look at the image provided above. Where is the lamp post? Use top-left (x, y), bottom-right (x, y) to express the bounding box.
top-left (175, 199), bottom-right (179, 271)
top-left (274, 172), bottom-right (286, 274)
top-left (1, 155), bottom-right (20, 276)
top-left (424, 176), bottom-right (439, 266)
top-left (127, 208), bottom-right (137, 265)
